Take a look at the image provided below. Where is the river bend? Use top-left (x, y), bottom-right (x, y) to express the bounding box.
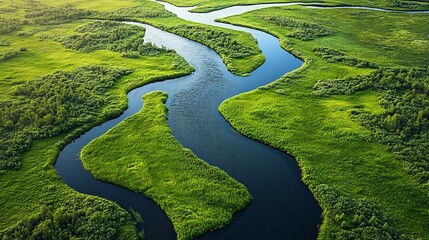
top-left (55, 2), bottom-right (327, 239)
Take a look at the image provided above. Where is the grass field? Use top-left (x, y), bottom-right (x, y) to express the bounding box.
top-left (218, 6), bottom-right (429, 239)
top-left (81, 91), bottom-right (252, 240)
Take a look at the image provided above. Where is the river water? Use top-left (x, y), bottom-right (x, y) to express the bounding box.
top-left (55, 2), bottom-right (326, 239)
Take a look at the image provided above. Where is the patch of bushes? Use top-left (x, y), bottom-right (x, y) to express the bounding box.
top-left (24, 4), bottom-right (94, 25)
top-left (387, 0), bottom-right (417, 9)
top-left (313, 47), bottom-right (378, 68)
top-left (43, 21), bottom-right (169, 57)
top-left (314, 184), bottom-right (411, 240)
top-left (0, 50), bottom-right (20, 62)
top-left (0, 65), bottom-right (132, 170)
top-left (258, 15), bottom-right (333, 40)
top-left (0, 39), bottom-right (10, 46)
top-left (0, 196), bottom-right (134, 240)
top-left (314, 67), bottom-right (429, 192)
top-left (100, 7), bottom-right (174, 20)
top-left (0, 18), bottom-right (21, 34)
top-left (164, 24), bottom-right (257, 58)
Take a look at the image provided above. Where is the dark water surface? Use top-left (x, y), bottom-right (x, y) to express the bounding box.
top-left (55, 2), bottom-right (323, 240)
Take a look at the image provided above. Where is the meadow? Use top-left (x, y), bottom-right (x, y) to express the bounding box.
top-left (218, 5), bottom-right (429, 240)
top-left (81, 91), bottom-right (252, 240)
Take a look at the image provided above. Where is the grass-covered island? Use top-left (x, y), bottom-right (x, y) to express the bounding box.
top-left (81, 91), bottom-right (252, 240)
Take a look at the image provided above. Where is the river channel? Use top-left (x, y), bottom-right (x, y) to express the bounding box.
top-left (55, 2), bottom-right (325, 239)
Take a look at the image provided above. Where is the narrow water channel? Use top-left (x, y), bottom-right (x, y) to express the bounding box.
top-left (55, 2), bottom-right (324, 239)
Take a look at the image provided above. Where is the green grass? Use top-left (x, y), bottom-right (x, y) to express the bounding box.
top-left (162, 0), bottom-right (429, 12)
top-left (217, 6), bottom-right (429, 240)
top-left (81, 91), bottom-right (252, 240)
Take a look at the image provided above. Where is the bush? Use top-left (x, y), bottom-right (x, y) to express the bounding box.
top-left (313, 47), bottom-right (378, 68)
top-left (100, 6), bottom-right (174, 20)
top-left (0, 18), bottom-right (21, 34)
top-left (0, 50), bottom-right (20, 62)
top-left (0, 196), bottom-right (133, 239)
top-left (24, 4), bottom-right (94, 25)
top-left (259, 16), bottom-right (333, 40)
top-left (313, 184), bottom-right (411, 240)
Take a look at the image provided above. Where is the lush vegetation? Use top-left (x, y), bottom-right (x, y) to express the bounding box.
top-left (217, 5), bottom-right (429, 240)
top-left (81, 91), bottom-right (252, 240)
top-left (162, 0), bottom-right (429, 12)
top-left (314, 67), bottom-right (429, 193)
top-left (24, 4), bottom-right (94, 25)
top-left (43, 20), bottom-right (169, 57)
top-left (0, 0), bottom-right (198, 238)
top-left (0, 136), bottom-right (137, 240)
top-left (0, 195), bottom-right (134, 240)
top-left (0, 65), bottom-right (132, 170)
top-left (313, 47), bottom-right (378, 68)
top-left (257, 16), bottom-right (333, 41)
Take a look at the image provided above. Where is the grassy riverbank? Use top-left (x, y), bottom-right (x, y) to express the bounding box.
top-left (163, 0), bottom-right (429, 12)
top-left (218, 6), bottom-right (429, 239)
top-left (81, 91), bottom-right (252, 240)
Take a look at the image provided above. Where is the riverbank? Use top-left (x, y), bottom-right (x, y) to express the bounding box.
top-left (218, 5), bottom-right (429, 239)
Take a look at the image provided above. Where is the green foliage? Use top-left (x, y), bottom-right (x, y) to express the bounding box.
top-left (314, 67), bottom-right (429, 192)
top-left (164, 24), bottom-right (258, 58)
top-left (0, 65), bottom-right (132, 170)
top-left (313, 47), bottom-right (378, 68)
top-left (258, 15), bottom-right (333, 40)
top-left (100, 6), bottom-right (175, 20)
top-left (0, 49), bottom-right (22, 62)
top-left (0, 196), bottom-right (132, 240)
top-left (43, 21), bottom-right (169, 57)
top-left (0, 18), bottom-right (21, 34)
top-left (386, 0), bottom-right (417, 8)
top-left (314, 184), bottom-right (410, 240)
top-left (81, 91), bottom-right (252, 240)
top-left (0, 39), bottom-right (10, 46)
top-left (24, 4), bottom-right (94, 25)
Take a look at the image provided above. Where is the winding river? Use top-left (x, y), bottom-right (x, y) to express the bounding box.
top-left (54, 2), bottom-right (426, 239)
